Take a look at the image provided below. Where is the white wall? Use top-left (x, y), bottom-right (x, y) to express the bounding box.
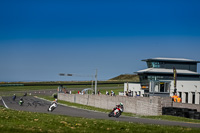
top-left (171, 80), bottom-right (200, 104)
top-left (124, 83), bottom-right (144, 96)
top-left (175, 80), bottom-right (200, 92)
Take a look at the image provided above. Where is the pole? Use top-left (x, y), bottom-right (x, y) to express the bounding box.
top-left (173, 67), bottom-right (177, 95)
top-left (95, 69), bottom-right (98, 95)
top-left (91, 76), bottom-right (93, 94)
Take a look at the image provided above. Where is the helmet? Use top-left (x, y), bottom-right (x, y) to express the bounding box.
top-left (120, 102), bottom-right (123, 106)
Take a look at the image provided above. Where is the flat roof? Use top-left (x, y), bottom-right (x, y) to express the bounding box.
top-left (136, 68), bottom-right (200, 75)
top-left (142, 57), bottom-right (200, 63)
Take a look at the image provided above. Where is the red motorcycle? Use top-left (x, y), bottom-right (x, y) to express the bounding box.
top-left (108, 106), bottom-right (122, 118)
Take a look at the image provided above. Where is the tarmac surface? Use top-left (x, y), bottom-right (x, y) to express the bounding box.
top-left (1, 95), bottom-right (200, 128)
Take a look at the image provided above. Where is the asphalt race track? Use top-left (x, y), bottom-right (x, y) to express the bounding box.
top-left (1, 96), bottom-right (200, 128)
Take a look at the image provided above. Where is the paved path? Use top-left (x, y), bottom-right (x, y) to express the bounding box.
top-left (1, 96), bottom-right (200, 128)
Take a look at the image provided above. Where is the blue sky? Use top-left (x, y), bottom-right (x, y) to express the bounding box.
top-left (0, 0), bottom-right (200, 82)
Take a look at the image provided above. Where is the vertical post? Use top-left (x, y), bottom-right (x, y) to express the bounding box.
top-left (91, 79), bottom-right (93, 92)
top-left (91, 75), bottom-right (94, 94)
top-left (173, 67), bottom-right (177, 95)
top-left (95, 69), bottom-right (98, 95)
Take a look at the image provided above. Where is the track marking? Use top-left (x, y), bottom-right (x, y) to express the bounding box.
top-left (1, 97), bottom-right (9, 109)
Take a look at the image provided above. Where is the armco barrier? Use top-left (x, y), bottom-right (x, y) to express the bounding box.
top-left (58, 93), bottom-right (162, 116)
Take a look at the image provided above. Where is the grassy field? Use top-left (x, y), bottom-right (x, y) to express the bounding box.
top-left (0, 84), bottom-right (123, 92)
top-left (0, 107), bottom-right (200, 133)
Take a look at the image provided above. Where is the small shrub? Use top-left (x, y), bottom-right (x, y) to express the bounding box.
top-left (52, 93), bottom-right (57, 98)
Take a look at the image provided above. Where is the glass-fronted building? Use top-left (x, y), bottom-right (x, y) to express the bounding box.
top-left (124, 57), bottom-right (200, 104)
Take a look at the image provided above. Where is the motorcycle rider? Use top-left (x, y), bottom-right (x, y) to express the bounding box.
top-left (19, 97), bottom-right (24, 106)
top-left (12, 94), bottom-right (16, 101)
top-left (52, 99), bottom-right (58, 104)
top-left (48, 99), bottom-right (58, 111)
top-left (114, 102), bottom-right (123, 115)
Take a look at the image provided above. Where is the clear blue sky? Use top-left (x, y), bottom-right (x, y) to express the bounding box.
top-left (1, 0), bottom-right (200, 82)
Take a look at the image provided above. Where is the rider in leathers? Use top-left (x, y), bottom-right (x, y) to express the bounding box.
top-left (114, 103), bottom-right (123, 115)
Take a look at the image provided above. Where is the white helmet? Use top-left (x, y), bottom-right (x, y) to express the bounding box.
top-left (120, 102), bottom-right (123, 106)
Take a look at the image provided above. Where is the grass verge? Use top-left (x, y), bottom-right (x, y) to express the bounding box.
top-left (0, 84), bottom-right (123, 92)
top-left (0, 107), bottom-right (200, 133)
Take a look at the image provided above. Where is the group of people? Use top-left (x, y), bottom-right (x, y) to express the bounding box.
top-left (171, 93), bottom-right (182, 103)
top-left (125, 90), bottom-right (132, 97)
top-left (106, 90), bottom-right (115, 96)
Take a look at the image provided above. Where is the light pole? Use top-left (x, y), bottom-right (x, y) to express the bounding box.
top-left (95, 69), bottom-right (98, 95)
top-left (59, 70), bottom-right (98, 95)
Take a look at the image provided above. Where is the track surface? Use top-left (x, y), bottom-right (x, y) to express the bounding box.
top-left (1, 96), bottom-right (200, 128)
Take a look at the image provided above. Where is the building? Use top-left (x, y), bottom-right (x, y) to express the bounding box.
top-left (124, 57), bottom-right (200, 104)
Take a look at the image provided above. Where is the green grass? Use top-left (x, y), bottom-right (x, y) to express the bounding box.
top-left (0, 107), bottom-right (200, 133)
top-left (39, 96), bottom-right (200, 124)
top-left (141, 115), bottom-right (200, 124)
top-left (0, 86), bottom-right (58, 92)
top-left (0, 84), bottom-right (124, 93)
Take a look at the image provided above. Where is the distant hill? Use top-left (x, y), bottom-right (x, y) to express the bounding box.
top-left (109, 74), bottom-right (140, 82)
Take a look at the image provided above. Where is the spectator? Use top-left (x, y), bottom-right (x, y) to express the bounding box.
top-left (125, 91), bottom-right (128, 96)
top-left (111, 90), bottom-right (115, 96)
top-left (12, 94), bottom-right (16, 101)
top-left (128, 90), bottom-right (131, 96)
top-left (171, 93), bottom-right (178, 102)
top-left (24, 92), bottom-right (27, 96)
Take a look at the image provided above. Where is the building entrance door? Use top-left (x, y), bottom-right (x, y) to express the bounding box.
top-left (160, 82), bottom-right (164, 92)
top-left (150, 81), bottom-right (171, 95)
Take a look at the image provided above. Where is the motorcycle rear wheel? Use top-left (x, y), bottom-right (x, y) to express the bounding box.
top-left (115, 112), bottom-right (120, 118)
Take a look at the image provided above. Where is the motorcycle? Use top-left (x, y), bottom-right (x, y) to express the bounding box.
top-left (108, 107), bottom-right (122, 118)
top-left (48, 102), bottom-right (57, 112)
top-left (19, 99), bottom-right (24, 106)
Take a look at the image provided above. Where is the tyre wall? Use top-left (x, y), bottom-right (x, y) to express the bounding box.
top-left (161, 97), bottom-right (200, 112)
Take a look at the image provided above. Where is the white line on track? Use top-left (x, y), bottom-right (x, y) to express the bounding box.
top-left (1, 97), bottom-right (9, 109)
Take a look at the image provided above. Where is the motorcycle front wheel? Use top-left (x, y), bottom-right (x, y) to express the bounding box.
top-left (108, 111), bottom-right (114, 117)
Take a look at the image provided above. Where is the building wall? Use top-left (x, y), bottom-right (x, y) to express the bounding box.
top-left (125, 80), bottom-right (200, 104)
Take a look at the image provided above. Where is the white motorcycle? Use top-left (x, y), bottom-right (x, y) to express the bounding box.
top-left (47, 102), bottom-right (57, 112)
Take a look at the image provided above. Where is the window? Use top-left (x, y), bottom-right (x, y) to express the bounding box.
top-left (179, 92), bottom-right (182, 98)
top-left (192, 93), bottom-right (195, 104)
top-left (185, 92), bottom-right (188, 103)
top-left (147, 61), bottom-right (161, 68)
